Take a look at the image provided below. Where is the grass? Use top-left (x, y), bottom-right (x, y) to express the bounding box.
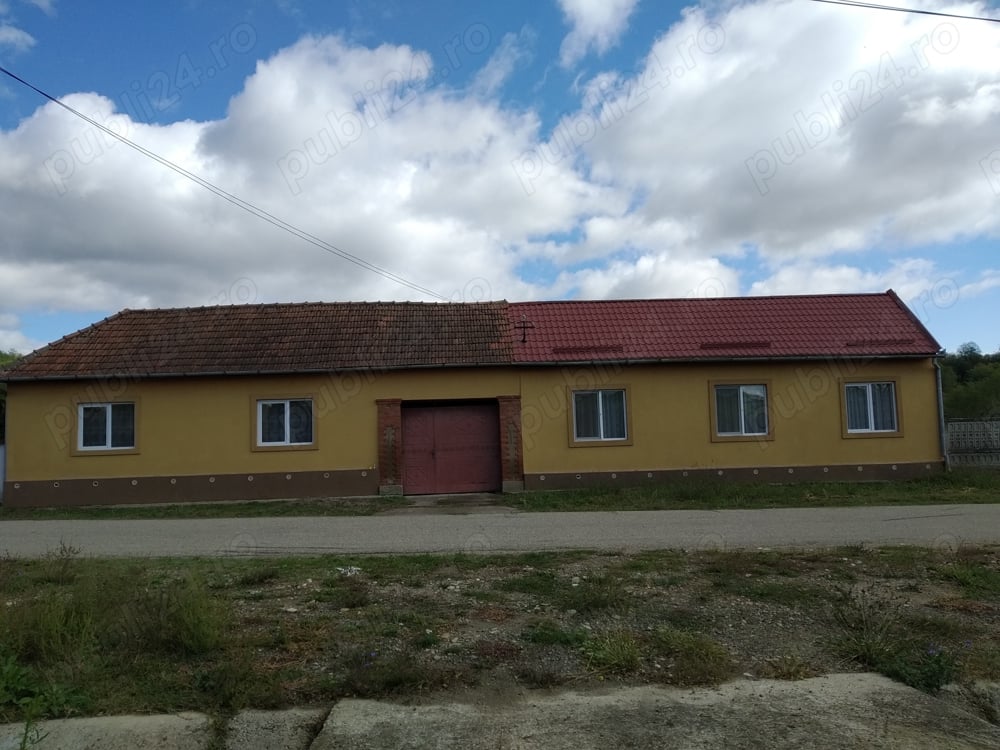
top-left (516, 469), bottom-right (1000, 513)
top-left (583, 631), bottom-right (641, 674)
top-left (651, 627), bottom-right (734, 686)
top-left (938, 563), bottom-right (1000, 599)
top-left (523, 619), bottom-right (587, 647)
top-left (1, 544), bottom-right (998, 728)
top-left (831, 586), bottom-right (975, 693)
top-left (0, 496), bottom-right (409, 520)
top-left (2, 469), bottom-right (997, 520)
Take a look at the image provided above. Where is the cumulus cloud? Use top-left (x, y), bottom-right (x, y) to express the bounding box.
top-left (0, 0), bottom-right (998, 352)
top-left (557, 0), bottom-right (639, 67)
top-left (0, 35), bottom-right (603, 330)
top-left (0, 313), bottom-right (43, 353)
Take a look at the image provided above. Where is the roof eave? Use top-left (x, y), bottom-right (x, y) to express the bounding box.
top-left (2, 351), bottom-right (939, 382)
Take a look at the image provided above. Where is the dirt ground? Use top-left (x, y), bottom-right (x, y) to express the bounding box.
top-left (211, 544), bottom-right (1000, 726)
top-left (3, 543), bottom-right (1000, 747)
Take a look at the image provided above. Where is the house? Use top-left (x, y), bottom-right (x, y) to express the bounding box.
top-left (0, 291), bottom-right (947, 507)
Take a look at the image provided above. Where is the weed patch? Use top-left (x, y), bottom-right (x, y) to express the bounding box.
top-left (560, 576), bottom-right (627, 613)
top-left (652, 627), bottom-right (733, 686)
top-left (583, 631), bottom-right (641, 675)
top-left (523, 619), bottom-right (587, 647)
top-left (939, 563), bottom-right (1000, 599)
top-left (334, 649), bottom-right (433, 697)
top-left (494, 570), bottom-right (561, 598)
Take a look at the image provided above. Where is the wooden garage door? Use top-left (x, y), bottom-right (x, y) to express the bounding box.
top-left (402, 402), bottom-right (501, 495)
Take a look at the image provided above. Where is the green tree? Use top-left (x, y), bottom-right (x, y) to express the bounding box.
top-left (940, 343), bottom-right (1000, 420)
top-left (0, 349), bottom-right (22, 444)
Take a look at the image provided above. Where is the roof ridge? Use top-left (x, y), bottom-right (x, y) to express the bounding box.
top-left (509, 291), bottom-right (893, 306)
top-left (125, 300), bottom-right (510, 314)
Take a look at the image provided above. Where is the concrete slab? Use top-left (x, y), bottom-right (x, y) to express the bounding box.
top-left (312, 674), bottom-right (1000, 750)
top-left (224, 708), bottom-right (329, 750)
top-left (0, 712), bottom-right (210, 750)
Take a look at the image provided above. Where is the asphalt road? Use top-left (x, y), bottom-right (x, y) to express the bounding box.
top-left (1, 504), bottom-right (998, 558)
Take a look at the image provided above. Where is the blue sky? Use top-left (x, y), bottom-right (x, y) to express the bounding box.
top-left (0, 0), bottom-right (998, 353)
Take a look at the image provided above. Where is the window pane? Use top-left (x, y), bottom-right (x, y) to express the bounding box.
top-left (715, 386), bottom-right (741, 434)
top-left (81, 406), bottom-right (107, 447)
top-left (742, 385), bottom-right (768, 435)
top-left (871, 383), bottom-right (897, 431)
top-left (260, 402), bottom-right (286, 443)
top-left (288, 400), bottom-right (313, 444)
top-left (574, 392), bottom-right (600, 439)
top-left (601, 390), bottom-right (627, 440)
top-left (845, 385), bottom-right (870, 431)
top-left (110, 403), bottom-right (135, 448)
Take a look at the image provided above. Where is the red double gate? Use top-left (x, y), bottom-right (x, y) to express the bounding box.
top-left (401, 402), bottom-right (501, 495)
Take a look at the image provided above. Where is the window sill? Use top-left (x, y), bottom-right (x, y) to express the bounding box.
top-left (71, 447), bottom-right (140, 457)
top-left (251, 443), bottom-right (319, 453)
top-left (569, 438), bottom-right (633, 448)
top-left (710, 433), bottom-right (774, 443)
top-left (842, 431), bottom-right (904, 439)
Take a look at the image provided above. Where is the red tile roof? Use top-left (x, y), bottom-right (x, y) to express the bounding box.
top-left (3, 302), bottom-right (513, 380)
top-left (508, 291), bottom-right (941, 363)
top-left (1, 291), bottom-right (940, 381)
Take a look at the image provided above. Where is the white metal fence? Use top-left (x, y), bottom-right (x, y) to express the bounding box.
top-left (947, 420), bottom-right (1000, 467)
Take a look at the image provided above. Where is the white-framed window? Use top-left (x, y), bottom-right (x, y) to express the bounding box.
top-left (714, 384), bottom-right (769, 437)
top-left (573, 389), bottom-right (627, 441)
top-left (845, 382), bottom-right (898, 433)
top-left (257, 399), bottom-right (314, 446)
top-left (78, 402), bottom-right (135, 450)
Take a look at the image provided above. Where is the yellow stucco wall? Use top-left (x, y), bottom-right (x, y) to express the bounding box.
top-left (518, 358), bottom-right (943, 473)
top-left (5, 368), bottom-right (519, 481)
top-left (4, 358), bottom-right (942, 483)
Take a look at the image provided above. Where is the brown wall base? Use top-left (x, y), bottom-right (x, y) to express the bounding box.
top-left (524, 461), bottom-right (946, 490)
top-left (2, 468), bottom-right (379, 508)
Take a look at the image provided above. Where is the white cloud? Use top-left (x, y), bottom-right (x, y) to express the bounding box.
top-left (1, 1), bottom-right (999, 350)
top-left (748, 258), bottom-right (942, 298)
top-left (0, 35), bottom-right (607, 337)
top-left (557, 0), bottom-right (639, 67)
top-left (471, 28), bottom-right (534, 97)
top-left (25, 0), bottom-right (54, 16)
top-left (959, 269), bottom-right (1000, 298)
top-left (555, 253), bottom-right (739, 300)
top-left (569, 0), bottom-right (1000, 262)
top-left (0, 23), bottom-right (34, 51)
top-left (0, 313), bottom-right (43, 353)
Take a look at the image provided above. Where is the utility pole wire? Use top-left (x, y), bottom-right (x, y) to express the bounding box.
top-left (808, 0), bottom-right (1000, 24)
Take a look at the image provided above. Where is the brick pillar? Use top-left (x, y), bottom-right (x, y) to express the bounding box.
top-left (376, 399), bottom-right (403, 495)
top-left (497, 396), bottom-right (524, 493)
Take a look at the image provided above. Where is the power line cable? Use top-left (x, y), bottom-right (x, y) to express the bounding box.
top-left (808, 0), bottom-right (1000, 23)
top-left (0, 64), bottom-right (448, 301)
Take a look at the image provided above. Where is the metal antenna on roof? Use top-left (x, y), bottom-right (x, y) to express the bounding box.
top-left (514, 314), bottom-right (535, 343)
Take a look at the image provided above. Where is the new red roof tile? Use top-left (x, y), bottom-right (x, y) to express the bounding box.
top-left (508, 291), bottom-right (940, 362)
